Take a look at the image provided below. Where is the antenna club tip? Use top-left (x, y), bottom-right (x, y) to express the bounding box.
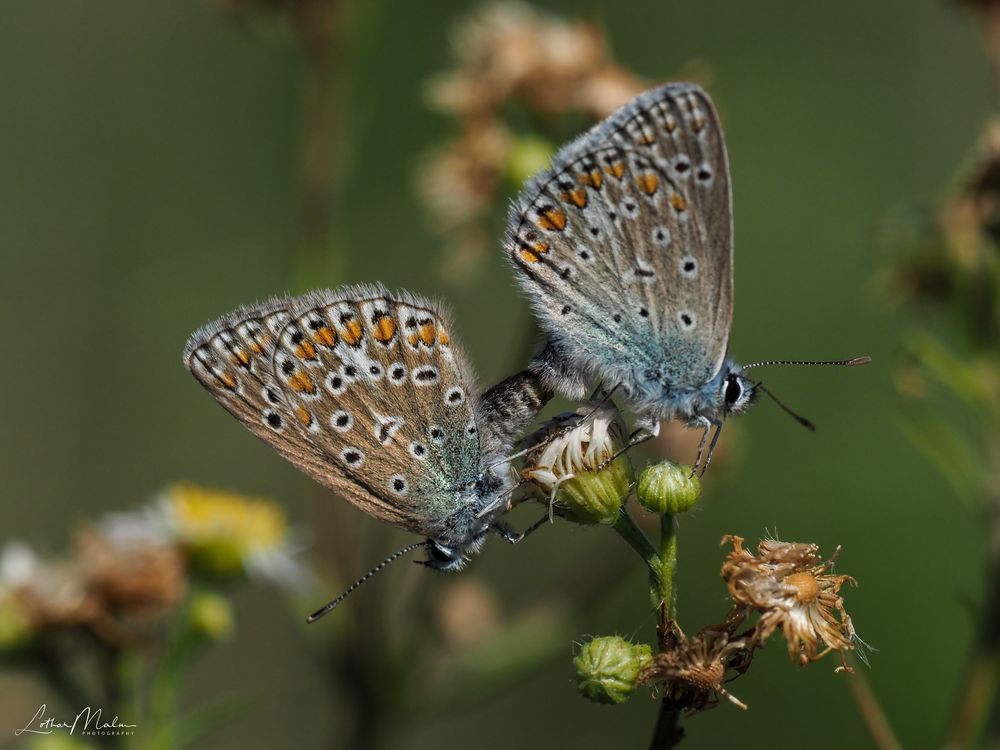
top-left (848, 356), bottom-right (872, 366)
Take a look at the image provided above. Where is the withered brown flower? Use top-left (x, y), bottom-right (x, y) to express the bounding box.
top-left (721, 535), bottom-right (863, 671)
top-left (420, 2), bottom-right (647, 280)
top-left (637, 627), bottom-right (753, 712)
top-left (428, 3), bottom-right (645, 120)
top-left (77, 529), bottom-right (185, 616)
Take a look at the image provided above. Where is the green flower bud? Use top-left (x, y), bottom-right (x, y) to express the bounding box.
top-left (574, 635), bottom-right (652, 705)
top-left (188, 592), bottom-right (234, 641)
top-left (504, 136), bottom-right (555, 188)
top-left (637, 461), bottom-right (701, 515)
top-left (552, 457), bottom-right (632, 525)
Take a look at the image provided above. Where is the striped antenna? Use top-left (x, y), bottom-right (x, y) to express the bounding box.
top-left (743, 356), bottom-right (871, 370)
top-left (306, 541), bottom-right (430, 623)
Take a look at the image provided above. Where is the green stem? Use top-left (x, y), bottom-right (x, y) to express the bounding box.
top-left (611, 509), bottom-right (661, 587)
top-left (148, 602), bottom-right (202, 750)
top-left (649, 513), bottom-right (682, 750)
top-left (657, 514), bottom-right (678, 623)
top-left (114, 649), bottom-right (143, 750)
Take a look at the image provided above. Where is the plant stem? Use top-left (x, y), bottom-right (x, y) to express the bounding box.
top-left (845, 667), bottom-right (902, 750)
top-left (657, 514), bottom-right (678, 624)
top-left (948, 437), bottom-right (1000, 747)
top-left (611, 509), bottom-right (661, 587)
top-left (649, 512), bottom-right (683, 750)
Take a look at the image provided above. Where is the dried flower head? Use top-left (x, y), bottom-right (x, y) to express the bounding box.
top-left (429, 3), bottom-right (645, 120)
top-left (420, 2), bottom-right (646, 280)
top-left (76, 528), bottom-right (185, 616)
top-left (0, 542), bottom-right (101, 637)
top-left (419, 121), bottom-right (511, 231)
top-left (522, 403), bottom-right (631, 525)
top-left (638, 627), bottom-right (753, 712)
top-left (721, 535), bottom-right (863, 670)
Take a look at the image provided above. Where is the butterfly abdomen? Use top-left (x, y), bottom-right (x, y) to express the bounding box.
top-left (479, 366), bottom-right (554, 450)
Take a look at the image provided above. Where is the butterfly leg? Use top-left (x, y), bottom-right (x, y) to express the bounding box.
top-left (701, 420), bottom-right (724, 476)
top-left (491, 514), bottom-right (549, 545)
top-left (690, 417), bottom-right (712, 476)
top-left (691, 417), bottom-right (723, 476)
top-left (596, 417), bottom-right (658, 472)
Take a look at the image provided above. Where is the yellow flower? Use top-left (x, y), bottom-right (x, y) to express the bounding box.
top-left (721, 535), bottom-right (864, 671)
top-left (162, 484), bottom-right (303, 585)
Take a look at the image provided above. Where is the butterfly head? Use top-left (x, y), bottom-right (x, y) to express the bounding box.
top-left (422, 466), bottom-right (511, 571)
top-left (720, 366), bottom-right (758, 417)
top-left (423, 540), bottom-right (469, 571)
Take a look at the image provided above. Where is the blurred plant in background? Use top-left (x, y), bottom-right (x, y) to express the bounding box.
top-left (0, 484), bottom-right (301, 750)
top-left (419, 2), bottom-right (647, 282)
top-left (878, 3), bottom-right (1000, 746)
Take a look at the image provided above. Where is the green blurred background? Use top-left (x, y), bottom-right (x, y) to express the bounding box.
top-left (0, 0), bottom-right (992, 747)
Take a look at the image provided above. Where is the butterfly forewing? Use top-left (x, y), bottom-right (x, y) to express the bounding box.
top-left (505, 83), bottom-right (733, 392)
top-left (184, 285), bottom-right (483, 539)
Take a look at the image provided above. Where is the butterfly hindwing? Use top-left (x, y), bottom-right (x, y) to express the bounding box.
top-left (184, 285), bottom-right (483, 539)
top-left (505, 82), bottom-right (733, 395)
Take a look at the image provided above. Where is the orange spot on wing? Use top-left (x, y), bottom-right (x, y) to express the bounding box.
top-left (341, 319), bottom-right (363, 346)
top-left (218, 371), bottom-right (238, 390)
top-left (604, 162), bottom-right (625, 179)
top-left (289, 371), bottom-right (316, 394)
top-left (578, 170), bottom-right (603, 189)
top-left (561, 188), bottom-right (588, 208)
top-left (637, 172), bottom-right (659, 195)
top-left (518, 248), bottom-right (540, 264)
top-left (313, 326), bottom-right (337, 347)
top-left (664, 116), bottom-right (678, 132)
top-left (231, 349), bottom-right (251, 367)
top-left (692, 116), bottom-right (706, 132)
top-left (670, 194), bottom-right (688, 212)
top-left (407, 332), bottom-right (420, 347)
top-left (438, 330), bottom-right (450, 346)
top-left (295, 405), bottom-right (313, 427)
top-left (374, 316), bottom-right (396, 343)
top-left (419, 322), bottom-right (436, 346)
top-left (536, 208), bottom-right (567, 232)
top-left (294, 341), bottom-right (317, 360)
top-left (636, 133), bottom-right (655, 145)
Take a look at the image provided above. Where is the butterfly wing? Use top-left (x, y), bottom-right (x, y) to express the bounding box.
top-left (505, 83), bottom-right (733, 400)
top-left (183, 285), bottom-right (484, 539)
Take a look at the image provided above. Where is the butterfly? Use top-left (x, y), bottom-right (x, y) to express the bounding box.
top-left (504, 82), bottom-right (868, 471)
top-left (183, 284), bottom-right (551, 618)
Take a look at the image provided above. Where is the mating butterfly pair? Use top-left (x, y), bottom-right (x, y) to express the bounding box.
top-left (184, 84), bottom-right (867, 618)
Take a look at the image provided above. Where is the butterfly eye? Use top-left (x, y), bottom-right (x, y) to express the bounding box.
top-left (724, 376), bottom-right (743, 406)
top-left (427, 543), bottom-right (456, 565)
